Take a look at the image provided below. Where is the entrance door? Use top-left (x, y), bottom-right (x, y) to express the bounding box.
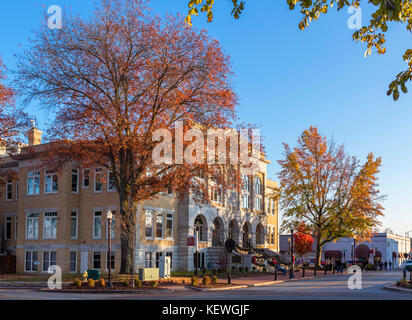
top-left (80, 251), bottom-right (88, 273)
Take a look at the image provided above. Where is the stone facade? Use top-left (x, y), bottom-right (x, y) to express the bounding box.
top-left (0, 127), bottom-right (279, 274)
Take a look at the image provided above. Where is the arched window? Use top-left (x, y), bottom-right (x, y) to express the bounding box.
top-left (254, 177), bottom-right (262, 195)
top-left (228, 219), bottom-right (239, 243)
top-left (241, 176), bottom-right (251, 209)
top-left (256, 223), bottom-right (265, 245)
top-left (194, 215), bottom-right (208, 242)
top-left (254, 177), bottom-right (262, 211)
top-left (212, 217), bottom-right (225, 246)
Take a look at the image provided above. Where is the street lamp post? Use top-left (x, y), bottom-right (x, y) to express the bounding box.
top-left (194, 228), bottom-right (199, 277)
top-left (290, 228), bottom-right (294, 279)
top-left (106, 210), bottom-right (113, 288)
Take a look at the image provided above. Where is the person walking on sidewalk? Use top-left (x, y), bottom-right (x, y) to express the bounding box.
top-left (384, 261), bottom-right (388, 271)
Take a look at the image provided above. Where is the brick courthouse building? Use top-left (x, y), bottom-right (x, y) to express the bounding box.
top-left (0, 125), bottom-right (279, 274)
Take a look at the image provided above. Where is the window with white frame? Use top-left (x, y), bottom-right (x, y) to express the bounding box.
top-left (271, 199), bottom-right (276, 215)
top-left (254, 197), bottom-right (262, 211)
top-left (83, 169), bottom-right (90, 188)
top-left (93, 211), bottom-right (102, 239)
top-left (155, 212), bottom-right (163, 238)
top-left (145, 210), bottom-right (153, 238)
top-left (145, 252), bottom-right (152, 268)
top-left (108, 170), bottom-right (115, 191)
top-left (156, 252), bottom-right (162, 268)
top-left (43, 212), bottom-right (57, 239)
top-left (106, 210), bottom-right (115, 239)
top-left (94, 168), bottom-right (103, 192)
top-left (69, 251), bottom-right (77, 273)
top-left (25, 251), bottom-right (38, 272)
top-left (26, 213), bottom-right (39, 239)
top-left (70, 211), bottom-right (78, 239)
top-left (5, 216), bottom-right (12, 240)
top-left (6, 180), bottom-right (12, 200)
top-left (165, 213), bottom-right (173, 239)
top-left (211, 185), bottom-right (222, 203)
top-left (43, 251), bottom-right (57, 272)
top-left (27, 171), bottom-right (40, 195)
top-left (241, 176), bottom-right (251, 209)
top-left (44, 170), bottom-right (58, 193)
top-left (254, 177), bottom-right (262, 211)
top-left (93, 251), bottom-right (101, 269)
top-left (72, 169), bottom-right (79, 193)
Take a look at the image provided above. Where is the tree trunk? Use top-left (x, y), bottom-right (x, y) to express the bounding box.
top-left (315, 235), bottom-right (322, 269)
top-left (119, 191), bottom-right (138, 274)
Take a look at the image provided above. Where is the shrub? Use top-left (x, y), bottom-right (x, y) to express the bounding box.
top-left (134, 278), bottom-right (142, 287)
top-left (202, 276), bottom-right (211, 285)
top-left (366, 264), bottom-right (375, 271)
top-left (87, 279), bottom-right (95, 287)
top-left (245, 267), bottom-right (249, 273)
top-left (73, 278), bottom-right (82, 287)
top-left (211, 275), bottom-right (218, 285)
top-left (212, 269), bottom-right (218, 275)
top-left (191, 276), bottom-right (198, 286)
top-left (98, 278), bottom-right (106, 287)
top-left (239, 267), bottom-right (244, 273)
top-left (122, 279), bottom-right (129, 287)
top-left (150, 280), bottom-right (159, 288)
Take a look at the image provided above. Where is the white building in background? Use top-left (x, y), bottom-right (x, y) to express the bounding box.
top-left (322, 233), bottom-right (411, 269)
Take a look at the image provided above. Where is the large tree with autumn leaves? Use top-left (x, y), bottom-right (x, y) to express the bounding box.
top-left (14, 0), bottom-right (238, 273)
top-left (278, 126), bottom-right (384, 268)
top-left (185, 0), bottom-right (411, 101)
top-left (0, 57), bottom-right (30, 158)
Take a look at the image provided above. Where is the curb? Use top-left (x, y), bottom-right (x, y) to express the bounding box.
top-left (185, 285), bottom-right (249, 292)
top-left (246, 273), bottom-right (347, 287)
top-left (39, 288), bottom-right (174, 294)
top-left (383, 283), bottom-right (412, 294)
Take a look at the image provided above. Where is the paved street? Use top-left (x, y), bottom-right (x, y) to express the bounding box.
top-left (0, 271), bottom-right (410, 300)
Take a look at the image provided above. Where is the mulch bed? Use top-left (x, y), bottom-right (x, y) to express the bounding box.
top-left (396, 280), bottom-right (412, 289)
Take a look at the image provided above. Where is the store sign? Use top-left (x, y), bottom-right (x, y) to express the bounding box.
top-left (187, 236), bottom-right (195, 246)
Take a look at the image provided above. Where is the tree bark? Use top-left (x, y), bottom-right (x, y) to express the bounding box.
top-left (315, 234), bottom-right (322, 269)
top-left (119, 191), bottom-right (137, 274)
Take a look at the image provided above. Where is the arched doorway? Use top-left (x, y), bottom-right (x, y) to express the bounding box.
top-left (242, 223), bottom-right (252, 248)
top-left (194, 215), bottom-right (208, 242)
top-left (228, 219), bottom-right (239, 244)
top-left (212, 217), bottom-right (225, 247)
top-left (255, 223), bottom-right (265, 245)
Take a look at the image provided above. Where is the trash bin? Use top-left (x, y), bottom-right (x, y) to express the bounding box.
top-left (87, 269), bottom-right (100, 280)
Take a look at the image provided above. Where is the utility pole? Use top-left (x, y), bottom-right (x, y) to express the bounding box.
top-left (290, 228), bottom-right (294, 279)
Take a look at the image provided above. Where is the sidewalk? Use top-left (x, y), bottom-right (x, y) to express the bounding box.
top-left (216, 269), bottom-right (345, 287)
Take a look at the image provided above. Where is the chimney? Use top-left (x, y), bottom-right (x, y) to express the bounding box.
top-left (27, 120), bottom-right (42, 146)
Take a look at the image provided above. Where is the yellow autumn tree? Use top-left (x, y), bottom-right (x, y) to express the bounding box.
top-left (278, 126), bottom-right (384, 268)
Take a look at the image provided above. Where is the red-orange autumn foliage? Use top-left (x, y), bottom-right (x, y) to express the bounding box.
top-left (293, 222), bottom-right (314, 261)
top-left (14, 0), bottom-right (239, 273)
top-left (0, 57), bottom-right (31, 158)
top-left (278, 126), bottom-right (384, 268)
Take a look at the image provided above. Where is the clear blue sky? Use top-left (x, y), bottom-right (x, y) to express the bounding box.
top-left (0, 0), bottom-right (411, 235)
